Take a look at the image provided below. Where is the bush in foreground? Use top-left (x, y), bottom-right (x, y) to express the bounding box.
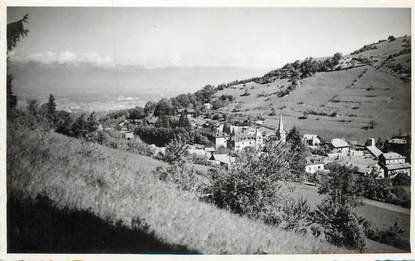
top-left (314, 163), bottom-right (367, 251)
top-left (8, 126), bottom-right (352, 254)
top-left (205, 141), bottom-right (291, 225)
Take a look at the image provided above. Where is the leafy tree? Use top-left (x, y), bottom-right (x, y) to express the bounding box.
top-left (280, 196), bottom-right (313, 234)
top-left (7, 14), bottom-right (29, 111)
top-left (71, 114), bottom-right (89, 138)
top-left (375, 137), bottom-right (385, 151)
top-left (155, 115), bottom-right (171, 128)
top-left (223, 122), bottom-right (231, 134)
top-left (45, 94), bottom-right (57, 123)
top-left (206, 139), bottom-right (291, 225)
top-left (392, 172), bottom-right (411, 186)
top-left (154, 98), bottom-right (173, 116)
top-left (128, 106), bottom-right (145, 119)
top-left (313, 198), bottom-right (366, 251)
top-left (318, 163), bottom-right (363, 207)
top-left (164, 135), bottom-right (189, 164)
top-left (55, 110), bottom-right (73, 136)
top-left (357, 169), bottom-right (392, 201)
top-left (333, 52), bottom-right (342, 63)
top-left (286, 127), bottom-right (307, 181)
top-left (26, 99), bottom-right (39, 117)
top-left (144, 101), bottom-right (156, 116)
top-left (177, 112), bottom-right (192, 131)
top-left (313, 163), bottom-right (367, 251)
top-left (86, 112), bottom-right (99, 132)
top-left (388, 35), bottom-right (396, 42)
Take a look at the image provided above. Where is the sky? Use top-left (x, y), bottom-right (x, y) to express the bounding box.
top-left (8, 7), bottom-right (411, 69)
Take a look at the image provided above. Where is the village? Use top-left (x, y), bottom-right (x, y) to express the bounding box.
top-left (105, 102), bottom-right (411, 184)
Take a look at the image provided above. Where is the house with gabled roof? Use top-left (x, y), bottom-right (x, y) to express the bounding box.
top-left (378, 152), bottom-right (410, 178)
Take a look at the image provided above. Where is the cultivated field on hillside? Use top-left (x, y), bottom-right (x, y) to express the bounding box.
top-left (216, 65), bottom-right (410, 142)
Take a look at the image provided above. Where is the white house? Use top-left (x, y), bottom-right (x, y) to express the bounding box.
top-left (209, 154), bottom-right (236, 168)
top-left (215, 133), bottom-right (229, 149)
top-left (305, 157), bottom-right (326, 174)
top-left (303, 134), bottom-right (321, 147)
top-left (327, 138), bottom-right (350, 159)
top-left (232, 129), bottom-right (263, 151)
top-left (378, 152), bottom-right (410, 178)
top-left (204, 103), bottom-right (212, 111)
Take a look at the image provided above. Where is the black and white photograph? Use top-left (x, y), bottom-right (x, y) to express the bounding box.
top-left (5, 4), bottom-right (413, 257)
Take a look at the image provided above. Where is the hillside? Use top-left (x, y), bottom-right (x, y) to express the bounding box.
top-left (214, 36), bottom-right (411, 142)
top-left (8, 125), bottom-right (358, 254)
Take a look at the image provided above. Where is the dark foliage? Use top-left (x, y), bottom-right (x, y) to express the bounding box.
top-left (366, 218), bottom-right (410, 251)
top-left (286, 127), bottom-right (307, 181)
top-left (313, 198), bottom-right (366, 252)
top-left (205, 141), bottom-right (290, 225)
top-left (7, 14), bottom-right (29, 111)
top-left (314, 163), bottom-right (367, 251)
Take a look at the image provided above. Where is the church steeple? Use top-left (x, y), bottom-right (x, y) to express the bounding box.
top-left (277, 115), bottom-right (286, 143)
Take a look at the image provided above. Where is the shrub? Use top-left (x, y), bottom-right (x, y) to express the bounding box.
top-left (388, 35), bottom-right (396, 42)
top-left (205, 141), bottom-right (291, 225)
top-left (277, 89), bottom-right (290, 97)
top-left (392, 173), bottom-right (411, 186)
top-left (153, 162), bottom-right (208, 196)
top-left (366, 218), bottom-right (410, 250)
top-left (314, 163), bottom-right (367, 251)
top-left (280, 196), bottom-right (313, 234)
top-left (313, 198), bottom-right (366, 252)
top-left (357, 170), bottom-right (392, 201)
top-left (163, 136), bottom-right (189, 164)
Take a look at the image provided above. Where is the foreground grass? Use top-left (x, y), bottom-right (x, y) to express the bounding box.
top-left (7, 127), bottom-right (352, 254)
top-left (286, 183), bottom-right (410, 252)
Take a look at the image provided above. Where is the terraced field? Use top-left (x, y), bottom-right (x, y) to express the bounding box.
top-left (216, 65), bottom-right (410, 142)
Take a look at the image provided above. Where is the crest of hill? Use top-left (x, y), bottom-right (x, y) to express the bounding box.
top-left (213, 35), bottom-right (411, 143)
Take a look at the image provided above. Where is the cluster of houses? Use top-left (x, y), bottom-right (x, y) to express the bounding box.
top-left (303, 134), bottom-right (411, 180)
top-left (209, 115), bottom-right (411, 179)
top-left (107, 109), bottom-right (410, 179)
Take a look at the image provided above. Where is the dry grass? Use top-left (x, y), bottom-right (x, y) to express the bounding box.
top-left (215, 65), bottom-right (410, 143)
top-left (7, 126), bottom-right (353, 254)
top-left (285, 183), bottom-right (410, 252)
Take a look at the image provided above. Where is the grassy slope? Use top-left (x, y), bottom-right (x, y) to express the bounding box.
top-left (215, 37), bottom-right (410, 143)
top-left (8, 127), bottom-right (354, 254)
top-left (288, 184), bottom-right (410, 242)
top-left (349, 36), bottom-right (411, 69)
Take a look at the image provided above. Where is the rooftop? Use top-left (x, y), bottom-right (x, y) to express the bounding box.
top-left (381, 152), bottom-right (406, 160)
top-left (210, 154), bottom-right (236, 165)
top-left (331, 138), bottom-right (349, 148)
top-left (305, 156), bottom-right (325, 165)
top-left (382, 162), bottom-right (411, 171)
top-left (303, 134), bottom-right (319, 140)
top-left (388, 138), bottom-right (407, 144)
top-left (366, 145), bottom-right (383, 158)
